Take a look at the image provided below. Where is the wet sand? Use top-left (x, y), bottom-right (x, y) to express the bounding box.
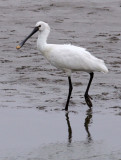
top-left (0, 0), bottom-right (121, 159)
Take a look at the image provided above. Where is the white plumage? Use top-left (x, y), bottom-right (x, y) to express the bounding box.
top-left (16, 21), bottom-right (108, 111)
top-left (40, 44), bottom-right (108, 74)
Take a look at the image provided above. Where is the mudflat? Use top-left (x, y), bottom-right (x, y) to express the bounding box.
top-left (0, 0), bottom-right (121, 159)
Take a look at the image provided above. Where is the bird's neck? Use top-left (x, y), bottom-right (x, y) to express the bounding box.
top-left (37, 29), bottom-right (50, 52)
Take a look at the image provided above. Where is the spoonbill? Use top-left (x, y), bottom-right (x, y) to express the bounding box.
top-left (16, 21), bottom-right (108, 111)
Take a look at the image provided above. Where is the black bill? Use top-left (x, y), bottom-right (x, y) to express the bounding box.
top-left (16, 26), bottom-right (39, 49)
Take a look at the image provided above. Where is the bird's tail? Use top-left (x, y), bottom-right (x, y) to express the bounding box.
top-left (98, 59), bottom-right (108, 73)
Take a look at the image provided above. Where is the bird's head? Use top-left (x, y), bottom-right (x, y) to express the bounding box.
top-left (35, 21), bottom-right (50, 32)
top-left (16, 21), bottom-right (49, 49)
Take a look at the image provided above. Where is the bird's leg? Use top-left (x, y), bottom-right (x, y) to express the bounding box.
top-left (84, 72), bottom-right (94, 108)
top-left (65, 77), bottom-right (73, 111)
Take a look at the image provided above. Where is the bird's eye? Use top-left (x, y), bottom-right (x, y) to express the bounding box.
top-left (38, 25), bottom-right (41, 28)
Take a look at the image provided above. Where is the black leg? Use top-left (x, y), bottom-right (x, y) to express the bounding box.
top-left (65, 113), bottom-right (72, 143)
top-left (65, 76), bottom-right (73, 111)
top-left (84, 72), bottom-right (94, 108)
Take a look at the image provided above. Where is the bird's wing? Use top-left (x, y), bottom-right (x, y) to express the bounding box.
top-left (48, 44), bottom-right (94, 70)
top-left (45, 44), bottom-right (107, 73)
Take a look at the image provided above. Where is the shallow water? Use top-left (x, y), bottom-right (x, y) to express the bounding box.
top-left (0, 0), bottom-right (121, 159)
top-left (0, 108), bottom-right (121, 160)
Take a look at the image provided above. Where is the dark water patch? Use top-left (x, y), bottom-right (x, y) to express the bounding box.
top-left (10, 30), bottom-right (15, 32)
top-left (16, 106), bottom-right (33, 109)
top-left (116, 112), bottom-right (121, 116)
top-left (1, 89), bottom-right (17, 91)
top-left (52, 79), bottom-right (66, 86)
top-left (0, 80), bottom-right (17, 85)
top-left (93, 93), bottom-right (110, 101)
top-left (102, 92), bottom-right (109, 96)
top-left (36, 106), bottom-right (47, 110)
top-left (95, 33), bottom-right (109, 37)
top-left (110, 61), bottom-right (121, 69)
top-left (89, 41), bottom-right (101, 45)
top-left (37, 77), bottom-right (49, 83)
top-left (95, 33), bottom-right (120, 45)
top-left (0, 59), bottom-right (12, 63)
top-left (31, 52), bottom-right (39, 56)
top-left (48, 2), bottom-right (74, 8)
top-left (110, 106), bottom-right (121, 110)
top-left (95, 7), bottom-right (110, 11)
top-left (75, 82), bottom-right (83, 86)
top-left (0, 105), bottom-right (8, 108)
top-left (16, 66), bottom-right (31, 72)
top-left (115, 71), bottom-right (121, 74)
top-left (30, 6), bottom-right (50, 12)
top-left (2, 100), bottom-right (15, 102)
top-left (99, 83), bottom-right (106, 86)
top-left (96, 45), bottom-right (104, 48)
top-left (55, 19), bottom-right (64, 23)
top-left (110, 106), bottom-right (121, 116)
top-left (2, 49), bottom-right (13, 52)
top-left (17, 77), bottom-right (30, 82)
top-left (88, 12), bottom-right (96, 15)
top-left (37, 91), bottom-right (46, 95)
top-left (107, 36), bottom-right (120, 43)
top-left (108, 33), bottom-right (121, 38)
top-left (16, 55), bottom-right (32, 58)
top-left (58, 38), bottom-right (69, 41)
top-left (0, 37), bottom-right (9, 40)
top-left (111, 65), bottom-right (120, 68)
top-left (52, 87), bottom-right (61, 93)
top-left (101, 97), bottom-right (110, 101)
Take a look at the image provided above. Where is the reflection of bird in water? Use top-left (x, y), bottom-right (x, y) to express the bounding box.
top-left (65, 113), bottom-right (72, 143)
top-left (16, 21), bottom-right (108, 111)
top-left (84, 108), bottom-right (93, 142)
top-left (65, 110), bottom-right (92, 144)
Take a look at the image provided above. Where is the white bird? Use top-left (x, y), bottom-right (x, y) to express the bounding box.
top-left (16, 21), bottom-right (108, 111)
